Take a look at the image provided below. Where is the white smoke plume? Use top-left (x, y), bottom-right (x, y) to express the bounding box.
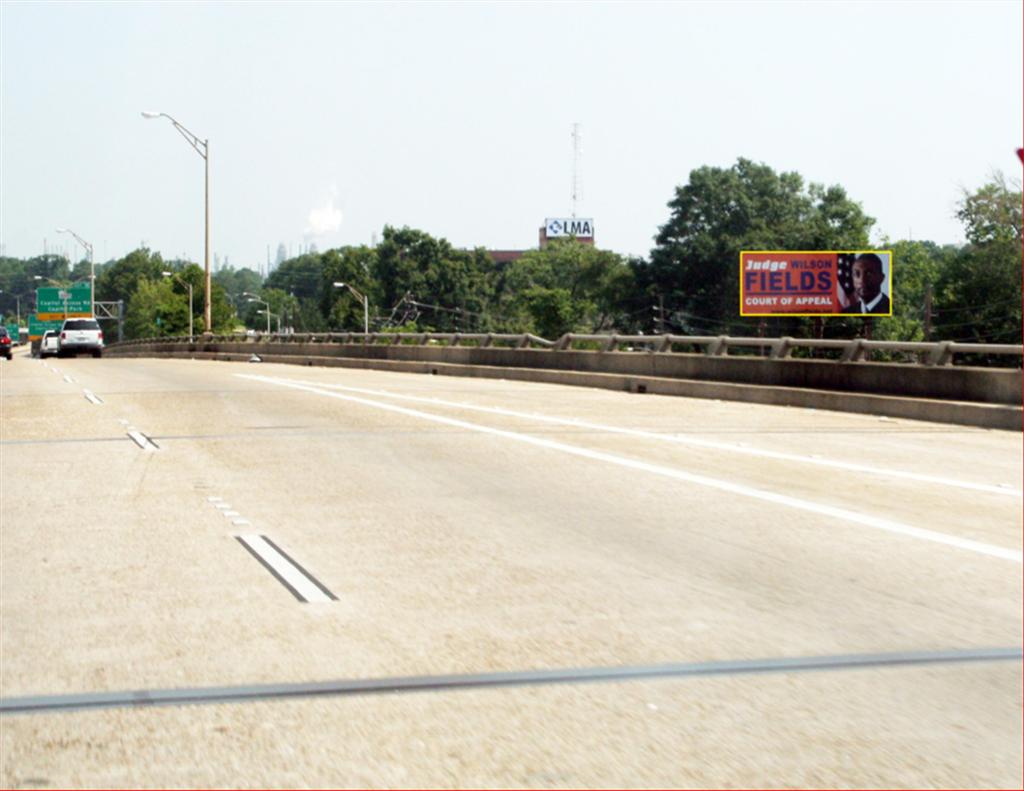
top-left (306, 185), bottom-right (343, 236)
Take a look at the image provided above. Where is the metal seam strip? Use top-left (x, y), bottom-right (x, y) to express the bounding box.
top-left (2, 646), bottom-right (1019, 716)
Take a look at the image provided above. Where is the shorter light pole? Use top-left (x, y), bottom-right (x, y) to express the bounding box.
top-left (258, 309), bottom-right (281, 333)
top-left (55, 228), bottom-right (94, 316)
top-left (333, 282), bottom-right (369, 333)
top-left (243, 292), bottom-right (271, 333)
top-left (162, 271), bottom-right (194, 340)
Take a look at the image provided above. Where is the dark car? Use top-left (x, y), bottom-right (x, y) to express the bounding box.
top-left (0, 327), bottom-right (11, 360)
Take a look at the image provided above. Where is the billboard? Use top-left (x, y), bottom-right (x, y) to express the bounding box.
top-left (36, 284), bottom-right (92, 321)
top-left (544, 217), bottom-right (594, 238)
top-left (740, 250), bottom-right (892, 317)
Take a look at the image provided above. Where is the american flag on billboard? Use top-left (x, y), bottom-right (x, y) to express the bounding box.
top-left (836, 253), bottom-right (855, 309)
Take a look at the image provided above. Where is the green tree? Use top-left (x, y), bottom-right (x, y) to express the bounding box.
top-left (213, 266), bottom-right (263, 306)
top-left (641, 158), bottom-right (874, 333)
top-left (320, 246), bottom-right (376, 330)
top-left (372, 227), bottom-right (496, 331)
top-left (499, 239), bottom-right (633, 336)
top-left (123, 278), bottom-right (183, 338)
top-left (935, 175), bottom-right (1022, 345)
top-left (872, 240), bottom-right (952, 342)
top-left (95, 248), bottom-right (165, 317)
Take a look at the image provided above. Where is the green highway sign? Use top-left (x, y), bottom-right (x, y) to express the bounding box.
top-left (28, 313), bottom-right (63, 340)
top-left (36, 284), bottom-right (91, 319)
top-left (5, 323), bottom-right (18, 341)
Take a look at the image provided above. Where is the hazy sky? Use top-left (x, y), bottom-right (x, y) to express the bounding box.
top-left (2, 1), bottom-right (1021, 269)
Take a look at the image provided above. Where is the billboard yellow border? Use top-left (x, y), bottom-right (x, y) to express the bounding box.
top-left (739, 250), bottom-right (893, 318)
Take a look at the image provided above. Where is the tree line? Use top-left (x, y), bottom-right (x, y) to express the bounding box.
top-left (1, 158), bottom-right (1019, 347)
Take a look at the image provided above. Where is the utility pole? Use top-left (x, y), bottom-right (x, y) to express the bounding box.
top-left (571, 122), bottom-right (582, 218)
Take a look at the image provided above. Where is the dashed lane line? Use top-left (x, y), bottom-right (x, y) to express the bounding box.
top-left (235, 534), bottom-right (337, 603)
top-left (126, 430), bottom-right (159, 451)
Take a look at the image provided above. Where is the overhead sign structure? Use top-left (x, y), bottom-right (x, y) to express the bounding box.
top-left (740, 250), bottom-right (893, 317)
top-left (27, 313), bottom-right (64, 341)
top-left (545, 217), bottom-right (594, 239)
top-left (35, 284), bottom-right (92, 321)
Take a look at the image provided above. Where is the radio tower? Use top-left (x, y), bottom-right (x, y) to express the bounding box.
top-left (571, 122), bottom-right (582, 218)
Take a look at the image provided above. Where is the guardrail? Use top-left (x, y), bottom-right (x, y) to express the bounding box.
top-left (110, 332), bottom-right (1022, 367)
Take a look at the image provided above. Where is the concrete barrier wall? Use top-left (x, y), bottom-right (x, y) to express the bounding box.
top-left (107, 340), bottom-right (1022, 431)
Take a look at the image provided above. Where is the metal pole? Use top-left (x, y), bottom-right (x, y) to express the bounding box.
top-left (188, 283), bottom-right (194, 340)
top-left (924, 284), bottom-right (933, 341)
top-left (265, 309), bottom-right (270, 334)
top-left (363, 296), bottom-right (369, 334)
top-left (204, 140), bottom-right (211, 333)
top-left (90, 244), bottom-right (95, 317)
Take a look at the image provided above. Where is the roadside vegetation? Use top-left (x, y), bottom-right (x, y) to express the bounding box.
top-left (1, 161), bottom-right (1019, 347)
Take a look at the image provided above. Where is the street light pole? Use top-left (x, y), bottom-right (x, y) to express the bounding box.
top-left (259, 310), bottom-right (280, 333)
top-left (333, 282), bottom-right (369, 334)
top-left (142, 111), bottom-right (211, 333)
top-left (55, 228), bottom-right (94, 316)
top-left (243, 292), bottom-right (271, 334)
top-left (162, 271), bottom-right (194, 340)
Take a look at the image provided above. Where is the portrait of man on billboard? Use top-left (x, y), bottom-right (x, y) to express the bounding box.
top-left (839, 252), bottom-right (891, 315)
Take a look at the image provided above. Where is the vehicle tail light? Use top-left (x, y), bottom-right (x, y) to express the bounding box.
top-left (61, 332), bottom-right (67, 340)
top-left (98, 331), bottom-right (103, 340)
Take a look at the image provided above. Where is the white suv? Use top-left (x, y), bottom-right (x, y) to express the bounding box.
top-left (59, 318), bottom-right (104, 358)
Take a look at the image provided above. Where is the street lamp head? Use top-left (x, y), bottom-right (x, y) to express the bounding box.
top-left (333, 282), bottom-right (346, 288)
top-left (56, 227), bottom-right (67, 233)
top-left (33, 275), bottom-right (42, 281)
top-left (161, 271), bottom-right (172, 277)
top-left (141, 111), bottom-right (162, 119)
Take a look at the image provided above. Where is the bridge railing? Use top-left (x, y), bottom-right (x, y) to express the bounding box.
top-left (108, 332), bottom-right (1023, 367)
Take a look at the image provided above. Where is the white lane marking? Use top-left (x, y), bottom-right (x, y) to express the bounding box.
top-left (239, 374), bottom-right (1023, 564)
top-left (232, 518), bottom-right (251, 526)
top-left (224, 511), bottom-right (240, 518)
top-left (83, 390), bottom-right (103, 405)
top-left (127, 430), bottom-right (157, 451)
top-left (235, 534), bottom-right (333, 603)
top-left (214, 503), bottom-right (232, 510)
top-left (63, 375), bottom-right (75, 384)
top-left (263, 377), bottom-right (1021, 499)
top-left (207, 496), bottom-right (223, 502)
top-left (117, 419), bottom-right (130, 426)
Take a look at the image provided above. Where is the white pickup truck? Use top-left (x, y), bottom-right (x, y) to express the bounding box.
top-left (59, 318), bottom-right (104, 358)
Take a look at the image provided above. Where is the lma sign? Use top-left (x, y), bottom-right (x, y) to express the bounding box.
top-left (545, 217), bottom-right (594, 238)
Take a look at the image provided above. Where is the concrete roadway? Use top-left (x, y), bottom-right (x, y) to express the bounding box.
top-left (1, 348), bottom-right (1021, 788)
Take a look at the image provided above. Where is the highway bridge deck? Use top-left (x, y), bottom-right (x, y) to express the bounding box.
top-left (1, 349), bottom-right (1020, 787)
